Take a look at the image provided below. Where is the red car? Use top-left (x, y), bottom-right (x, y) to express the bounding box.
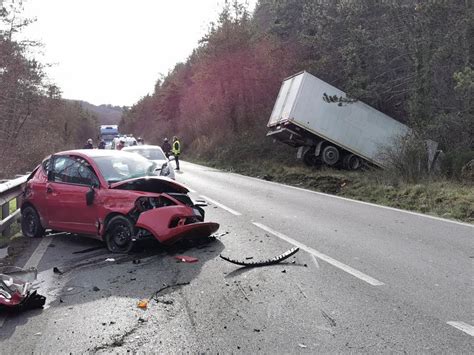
top-left (20, 150), bottom-right (219, 252)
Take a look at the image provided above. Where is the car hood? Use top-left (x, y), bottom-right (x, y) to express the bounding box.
top-left (110, 176), bottom-right (188, 193)
top-left (152, 159), bottom-right (169, 166)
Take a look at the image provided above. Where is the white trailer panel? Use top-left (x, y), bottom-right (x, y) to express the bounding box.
top-left (268, 71), bottom-right (410, 167)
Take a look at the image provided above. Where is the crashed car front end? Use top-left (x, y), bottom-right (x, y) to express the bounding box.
top-left (110, 177), bottom-right (219, 245)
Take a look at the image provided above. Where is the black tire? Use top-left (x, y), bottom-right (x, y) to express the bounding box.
top-left (21, 206), bottom-right (45, 238)
top-left (303, 148), bottom-right (318, 167)
top-left (105, 215), bottom-right (135, 253)
top-left (322, 145), bottom-right (340, 166)
top-left (345, 154), bottom-right (361, 170)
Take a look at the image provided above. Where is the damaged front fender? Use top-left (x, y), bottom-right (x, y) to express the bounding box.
top-left (135, 206), bottom-right (219, 244)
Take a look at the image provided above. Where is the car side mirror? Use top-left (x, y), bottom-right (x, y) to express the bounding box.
top-left (86, 187), bottom-right (95, 206)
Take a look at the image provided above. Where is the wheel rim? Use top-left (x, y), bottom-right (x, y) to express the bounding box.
top-left (323, 147), bottom-right (339, 165)
top-left (24, 211), bottom-right (36, 235)
top-left (112, 223), bottom-right (131, 247)
top-left (349, 156), bottom-right (360, 170)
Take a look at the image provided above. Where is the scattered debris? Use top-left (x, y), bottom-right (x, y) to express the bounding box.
top-left (296, 284), bottom-right (307, 299)
top-left (150, 282), bottom-right (190, 300)
top-left (155, 298), bottom-right (173, 305)
top-left (105, 258), bottom-right (115, 262)
top-left (132, 259), bottom-right (141, 264)
top-left (137, 299), bottom-right (149, 309)
top-left (138, 317), bottom-right (146, 323)
top-left (0, 267), bottom-right (46, 312)
top-left (281, 269), bottom-right (287, 273)
top-left (237, 282), bottom-right (249, 301)
top-left (174, 255), bottom-right (198, 263)
top-left (245, 257), bottom-right (254, 260)
top-left (53, 267), bottom-right (63, 275)
top-left (92, 286), bottom-right (100, 292)
top-left (220, 247), bottom-right (299, 267)
top-left (254, 328), bottom-right (261, 332)
top-left (321, 310), bottom-right (337, 327)
top-left (35, 332), bottom-right (42, 336)
top-left (211, 231), bottom-right (229, 239)
top-left (298, 343), bottom-right (307, 348)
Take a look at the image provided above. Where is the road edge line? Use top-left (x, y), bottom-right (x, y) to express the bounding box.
top-left (447, 321), bottom-right (474, 337)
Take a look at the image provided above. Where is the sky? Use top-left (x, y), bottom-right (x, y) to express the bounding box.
top-left (21, 0), bottom-right (257, 107)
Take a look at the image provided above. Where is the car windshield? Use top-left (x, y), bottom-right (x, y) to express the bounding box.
top-left (126, 148), bottom-right (166, 161)
top-left (92, 154), bottom-right (156, 183)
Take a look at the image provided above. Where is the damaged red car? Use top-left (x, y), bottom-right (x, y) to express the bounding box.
top-left (20, 150), bottom-right (219, 252)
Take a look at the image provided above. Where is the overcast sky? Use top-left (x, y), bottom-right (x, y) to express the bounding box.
top-left (21, 0), bottom-right (257, 106)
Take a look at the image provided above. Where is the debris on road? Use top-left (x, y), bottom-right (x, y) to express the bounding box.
top-left (220, 247), bottom-right (299, 267)
top-left (0, 266), bottom-right (46, 312)
top-left (105, 258), bottom-right (115, 262)
top-left (137, 299), bottom-right (149, 309)
top-left (53, 267), bottom-right (63, 275)
top-left (150, 282), bottom-right (190, 300)
top-left (298, 343), bottom-right (307, 348)
top-left (174, 255), bottom-right (198, 263)
top-left (92, 286), bottom-right (100, 292)
top-left (132, 259), bottom-right (141, 264)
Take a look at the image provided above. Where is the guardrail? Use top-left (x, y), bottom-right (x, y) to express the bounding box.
top-left (0, 174), bottom-right (29, 238)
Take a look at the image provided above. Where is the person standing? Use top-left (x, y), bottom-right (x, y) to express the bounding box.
top-left (116, 139), bottom-right (125, 150)
top-left (161, 138), bottom-right (171, 158)
top-left (98, 139), bottom-right (106, 149)
top-left (172, 136), bottom-right (181, 170)
top-left (83, 138), bottom-right (94, 149)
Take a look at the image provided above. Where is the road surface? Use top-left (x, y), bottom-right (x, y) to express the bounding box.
top-left (0, 161), bottom-right (472, 353)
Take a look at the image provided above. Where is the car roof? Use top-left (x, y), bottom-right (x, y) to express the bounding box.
top-left (55, 149), bottom-right (141, 158)
top-left (122, 145), bottom-right (164, 151)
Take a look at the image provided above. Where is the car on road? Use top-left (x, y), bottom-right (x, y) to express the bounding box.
top-left (122, 145), bottom-right (175, 180)
top-left (20, 149), bottom-right (219, 253)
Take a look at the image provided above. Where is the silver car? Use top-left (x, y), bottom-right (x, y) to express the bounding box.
top-left (122, 145), bottom-right (176, 180)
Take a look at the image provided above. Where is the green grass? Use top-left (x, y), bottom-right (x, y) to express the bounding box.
top-left (189, 156), bottom-right (474, 223)
top-left (0, 199), bottom-right (20, 247)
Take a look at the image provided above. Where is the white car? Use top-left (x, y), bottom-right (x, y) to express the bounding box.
top-left (122, 145), bottom-right (175, 180)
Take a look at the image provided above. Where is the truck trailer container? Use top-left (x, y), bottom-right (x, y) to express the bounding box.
top-left (267, 71), bottom-right (412, 169)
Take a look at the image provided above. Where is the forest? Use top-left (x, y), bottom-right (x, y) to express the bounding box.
top-left (0, 2), bottom-right (97, 178)
top-left (121, 0), bottom-right (473, 181)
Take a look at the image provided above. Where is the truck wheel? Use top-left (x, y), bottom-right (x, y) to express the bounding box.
top-left (303, 149), bottom-right (319, 167)
top-left (343, 154), bottom-right (361, 170)
top-left (105, 215), bottom-right (135, 253)
top-left (322, 145), bottom-right (340, 166)
top-left (21, 206), bottom-right (45, 238)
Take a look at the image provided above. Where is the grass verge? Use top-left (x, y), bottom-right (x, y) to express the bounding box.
top-left (188, 157), bottom-right (473, 224)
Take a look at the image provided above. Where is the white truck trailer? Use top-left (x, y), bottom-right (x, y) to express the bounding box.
top-left (267, 71), bottom-right (411, 169)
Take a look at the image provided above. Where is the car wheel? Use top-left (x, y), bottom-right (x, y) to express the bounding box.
top-left (105, 215), bottom-right (135, 253)
top-left (21, 206), bottom-right (45, 238)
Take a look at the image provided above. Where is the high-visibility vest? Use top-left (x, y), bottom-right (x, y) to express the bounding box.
top-left (172, 140), bottom-right (181, 155)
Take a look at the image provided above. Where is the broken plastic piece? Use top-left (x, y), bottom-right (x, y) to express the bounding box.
top-left (174, 255), bottom-right (198, 263)
top-left (105, 258), bottom-right (115, 262)
top-left (137, 299), bottom-right (149, 309)
top-left (0, 266), bottom-right (46, 311)
top-left (219, 247), bottom-right (299, 267)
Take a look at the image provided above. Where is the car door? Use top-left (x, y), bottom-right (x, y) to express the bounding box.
top-left (46, 155), bottom-right (100, 235)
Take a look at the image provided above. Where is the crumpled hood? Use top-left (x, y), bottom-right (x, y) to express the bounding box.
top-left (110, 176), bottom-right (188, 193)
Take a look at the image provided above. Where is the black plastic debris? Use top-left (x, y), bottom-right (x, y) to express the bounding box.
top-left (53, 267), bottom-right (63, 275)
top-left (220, 247), bottom-right (299, 267)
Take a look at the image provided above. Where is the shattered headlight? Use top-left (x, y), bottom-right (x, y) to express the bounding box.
top-left (135, 196), bottom-right (175, 212)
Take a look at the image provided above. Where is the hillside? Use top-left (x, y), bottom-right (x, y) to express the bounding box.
top-left (73, 100), bottom-right (123, 125)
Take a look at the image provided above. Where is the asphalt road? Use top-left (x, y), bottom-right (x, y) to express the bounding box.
top-left (0, 161), bottom-right (472, 353)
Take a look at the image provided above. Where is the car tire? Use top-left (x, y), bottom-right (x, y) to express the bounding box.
top-left (21, 206), bottom-right (45, 238)
top-left (105, 215), bottom-right (135, 253)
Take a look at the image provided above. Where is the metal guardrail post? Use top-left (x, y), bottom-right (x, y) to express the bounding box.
top-left (1, 201), bottom-right (9, 237)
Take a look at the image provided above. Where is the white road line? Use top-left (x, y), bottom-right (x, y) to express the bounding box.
top-left (0, 236), bottom-right (53, 328)
top-left (447, 321), bottom-right (474, 336)
top-left (24, 236), bottom-right (53, 269)
top-left (200, 195), bottom-right (242, 216)
top-left (253, 222), bottom-right (384, 286)
top-left (215, 168), bottom-right (473, 228)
